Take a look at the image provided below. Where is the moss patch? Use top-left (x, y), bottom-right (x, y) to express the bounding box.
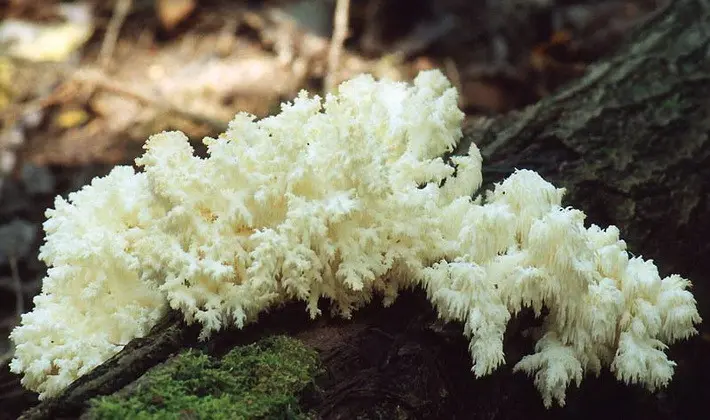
top-left (85, 335), bottom-right (322, 420)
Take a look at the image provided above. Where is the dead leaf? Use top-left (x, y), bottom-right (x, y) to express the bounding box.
top-left (54, 107), bottom-right (89, 129)
top-left (156, 0), bottom-right (197, 32)
top-left (0, 3), bottom-right (93, 62)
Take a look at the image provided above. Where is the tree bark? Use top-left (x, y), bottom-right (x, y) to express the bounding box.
top-left (9, 0), bottom-right (710, 419)
top-left (458, 0), bottom-right (710, 287)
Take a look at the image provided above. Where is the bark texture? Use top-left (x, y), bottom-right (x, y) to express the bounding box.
top-left (457, 0), bottom-right (710, 287)
top-left (9, 0), bottom-right (710, 419)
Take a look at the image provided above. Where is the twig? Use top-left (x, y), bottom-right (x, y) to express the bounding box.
top-left (443, 58), bottom-right (463, 108)
top-left (99, 0), bottom-right (133, 68)
top-left (9, 256), bottom-right (23, 319)
top-left (0, 255), bottom-right (23, 367)
top-left (324, 0), bottom-right (351, 92)
top-left (0, 64), bottom-right (228, 133)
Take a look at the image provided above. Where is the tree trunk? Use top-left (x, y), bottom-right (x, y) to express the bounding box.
top-left (9, 0), bottom-right (710, 419)
top-left (458, 0), bottom-right (710, 286)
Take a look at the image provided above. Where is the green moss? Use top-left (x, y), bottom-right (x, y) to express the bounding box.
top-left (85, 336), bottom-right (322, 420)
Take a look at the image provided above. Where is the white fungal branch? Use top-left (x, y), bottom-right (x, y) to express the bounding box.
top-left (10, 70), bottom-right (701, 406)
